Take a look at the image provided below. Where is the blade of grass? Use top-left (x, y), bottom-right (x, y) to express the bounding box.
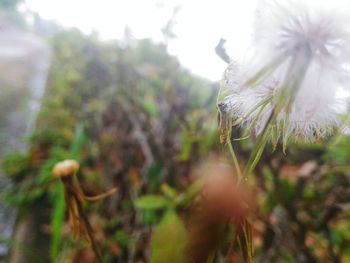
top-left (50, 183), bottom-right (65, 261)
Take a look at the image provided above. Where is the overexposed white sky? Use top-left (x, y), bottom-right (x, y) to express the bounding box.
top-left (23, 0), bottom-right (258, 81)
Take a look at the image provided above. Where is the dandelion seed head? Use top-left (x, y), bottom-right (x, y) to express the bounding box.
top-left (255, 0), bottom-right (350, 69)
top-left (220, 0), bottom-right (350, 142)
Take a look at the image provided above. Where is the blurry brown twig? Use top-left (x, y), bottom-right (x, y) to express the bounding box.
top-left (186, 160), bottom-right (253, 263)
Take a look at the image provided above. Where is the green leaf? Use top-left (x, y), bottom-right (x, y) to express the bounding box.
top-left (114, 230), bottom-right (130, 249)
top-left (49, 183), bottom-right (65, 261)
top-left (324, 135), bottom-right (350, 165)
top-left (176, 130), bottom-right (193, 161)
top-left (134, 195), bottom-right (169, 210)
top-left (150, 210), bottom-right (189, 263)
top-left (69, 123), bottom-right (86, 160)
top-left (161, 184), bottom-right (177, 200)
top-left (142, 210), bottom-right (159, 225)
top-left (2, 152), bottom-right (30, 179)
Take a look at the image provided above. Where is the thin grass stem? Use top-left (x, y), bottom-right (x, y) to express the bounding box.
top-left (227, 129), bottom-right (243, 184)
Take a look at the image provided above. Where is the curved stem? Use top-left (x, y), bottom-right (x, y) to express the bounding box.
top-left (83, 187), bottom-right (117, 201)
top-left (227, 128), bottom-right (243, 184)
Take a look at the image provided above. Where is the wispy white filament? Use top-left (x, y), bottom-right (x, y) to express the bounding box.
top-left (220, 0), bottom-right (350, 141)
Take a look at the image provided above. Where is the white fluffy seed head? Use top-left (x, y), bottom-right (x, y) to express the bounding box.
top-left (220, 0), bottom-right (350, 141)
top-left (254, 0), bottom-right (350, 69)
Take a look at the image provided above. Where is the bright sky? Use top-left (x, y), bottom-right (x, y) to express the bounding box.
top-left (23, 0), bottom-right (258, 81)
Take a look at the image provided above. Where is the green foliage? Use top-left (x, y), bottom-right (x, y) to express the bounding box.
top-left (134, 195), bottom-right (169, 211)
top-left (1, 122), bottom-right (87, 261)
top-left (68, 124), bottom-right (87, 160)
top-left (150, 210), bottom-right (189, 263)
top-left (3, 27), bottom-right (217, 261)
top-left (113, 230), bottom-right (129, 249)
top-left (324, 135), bottom-right (350, 165)
top-left (49, 183), bottom-right (65, 261)
top-left (135, 182), bottom-right (200, 213)
top-left (29, 129), bottom-right (66, 146)
top-left (2, 152), bottom-right (30, 180)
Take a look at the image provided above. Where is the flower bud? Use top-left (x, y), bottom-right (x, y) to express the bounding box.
top-left (52, 159), bottom-right (79, 178)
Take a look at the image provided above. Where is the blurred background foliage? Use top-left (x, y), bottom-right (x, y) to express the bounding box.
top-left (1, 1), bottom-right (350, 263)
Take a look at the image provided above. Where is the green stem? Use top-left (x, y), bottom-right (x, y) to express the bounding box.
top-left (231, 96), bottom-right (272, 129)
top-left (243, 110), bottom-right (275, 178)
top-left (244, 53), bottom-right (287, 87)
top-left (241, 97), bottom-right (271, 138)
top-left (274, 45), bottom-right (312, 112)
top-left (227, 129), bottom-right (243, 184)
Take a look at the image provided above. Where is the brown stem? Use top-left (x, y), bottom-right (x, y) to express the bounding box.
top-left (60, 177), bottom-right (104, 262)
top-left (71, 189), bottom-right (103, 263)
